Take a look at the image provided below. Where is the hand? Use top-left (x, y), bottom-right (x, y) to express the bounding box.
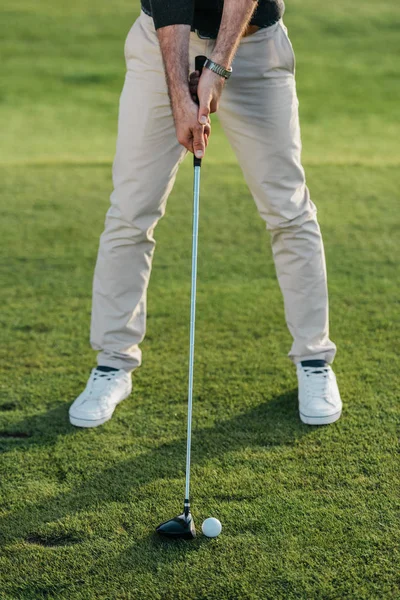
top-left (172, 94), bottom-right (211, 158)
top-left (189, 67), bottom-right (225, 124)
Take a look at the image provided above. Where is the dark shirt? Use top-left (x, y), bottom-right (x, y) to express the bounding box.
top-left (141, 0), bottom-right (285, 34)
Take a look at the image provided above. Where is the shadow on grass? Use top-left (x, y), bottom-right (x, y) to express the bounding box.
top-left (0, 405), bottom-right (75, 451)
top-left (0, 389), bottom-right (309, 548)
top-left (116, 529), bottom-right (212, 578)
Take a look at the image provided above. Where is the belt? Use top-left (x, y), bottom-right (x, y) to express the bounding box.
top-left (191, 23), bottom-right (267, 40)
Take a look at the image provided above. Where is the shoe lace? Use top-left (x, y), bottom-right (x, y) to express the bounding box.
top-left (303, 367), bottom-right (334, 404)
top-left (88, 370), bottom-right (120, 395)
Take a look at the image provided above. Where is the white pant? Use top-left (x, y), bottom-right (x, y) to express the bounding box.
top-left (90, 12), bottom-right (337, 372)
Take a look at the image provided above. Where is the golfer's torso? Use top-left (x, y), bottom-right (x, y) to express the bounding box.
top-left (141, 0), bottom-right (285, 33)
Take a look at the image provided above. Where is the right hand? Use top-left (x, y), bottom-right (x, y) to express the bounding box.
top-left (173, 96), bottom-right (211, 159)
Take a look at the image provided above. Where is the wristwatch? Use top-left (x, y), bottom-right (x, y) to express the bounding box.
top-left (204, 58), bottom-right (232, 80)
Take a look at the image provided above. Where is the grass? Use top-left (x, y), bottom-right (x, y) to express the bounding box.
top-left (0, 0), bottom-right (399, 598)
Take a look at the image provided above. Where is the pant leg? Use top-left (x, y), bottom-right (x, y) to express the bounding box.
top-left (217, 21), bottom-right (336, 364)
top-left (91, 12), bottom-right (186, 372)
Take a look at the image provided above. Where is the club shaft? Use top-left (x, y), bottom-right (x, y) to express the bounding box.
top-left (185, 164), bottom-right (201, 506)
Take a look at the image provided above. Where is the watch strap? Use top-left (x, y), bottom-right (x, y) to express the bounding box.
top-left (203, 58), bottom-right (232, 80)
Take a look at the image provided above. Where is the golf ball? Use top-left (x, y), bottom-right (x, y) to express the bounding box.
top-left (202, 517), bottom-right (222, 538)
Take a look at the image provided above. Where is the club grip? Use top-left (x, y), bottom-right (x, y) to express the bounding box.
top-left (195, 55), bottom-right (207, 75)
top-left (194, 56), bottom-right (207, 168)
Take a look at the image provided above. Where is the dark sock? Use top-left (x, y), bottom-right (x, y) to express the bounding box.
top-left (96, 366), bottom-right (120, 373)
top-left (301, 360), bottom-right (327, 368)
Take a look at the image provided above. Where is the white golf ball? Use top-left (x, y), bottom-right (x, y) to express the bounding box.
top-left (202, 517), bottom-right (222, 538)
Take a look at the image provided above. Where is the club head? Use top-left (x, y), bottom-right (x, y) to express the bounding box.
top-left (156, 512), bottom-right (196, 540)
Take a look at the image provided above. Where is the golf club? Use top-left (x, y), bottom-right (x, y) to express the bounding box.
top-left (156, 55), bottom-right (207, 540)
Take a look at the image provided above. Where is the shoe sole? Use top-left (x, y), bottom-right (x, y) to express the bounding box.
top-left (69, 412), bottom-right (115, 428)
top-left (300, 410), bottom-right (342, 425)
top-left (69, 386), bottom-right (132, 428)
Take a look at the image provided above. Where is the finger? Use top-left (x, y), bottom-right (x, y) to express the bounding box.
top-left (180, 140), bottom-right (193, 153)
top-left (204, 122), bottom-right (211, 147)
top-left (192, 124), bottom-right (205, 159)
top-left (198, 101), bottom-right (210, 125)
top-left (189, 72), bottom-right (200, 84)
top-left (189, 83), bottom-right (198, 97)
top-left (189, 74), bottom-right (200, 97)
top-left (209, 98), bottom-right (219, 114)
top-left (189, 70), bottom-right (200, 81)
top-left (176, 130), bottom-right (193, 154)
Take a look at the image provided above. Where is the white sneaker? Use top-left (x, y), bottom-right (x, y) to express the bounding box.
top-left (297, 364), bottom-right (342, 425)
top-left (69, 368), bottom-right (132, 428)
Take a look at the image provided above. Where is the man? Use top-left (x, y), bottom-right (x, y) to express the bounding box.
top-left (69, 0), bottom-right (342, 428)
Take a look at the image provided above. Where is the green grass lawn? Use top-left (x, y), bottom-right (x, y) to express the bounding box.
top-left (0, 1), bottom-right (399, 599)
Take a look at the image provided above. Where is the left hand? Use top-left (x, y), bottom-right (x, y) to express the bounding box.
top-left (189, 67), bottom-right (226, 125)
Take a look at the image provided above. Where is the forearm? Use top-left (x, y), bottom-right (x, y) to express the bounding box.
top-left (211, 0), bottom-right (257, 68)
top-left (157, 24), bottom-right (209, 158)
top-left (157, 25), bottom-right (191, 109)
